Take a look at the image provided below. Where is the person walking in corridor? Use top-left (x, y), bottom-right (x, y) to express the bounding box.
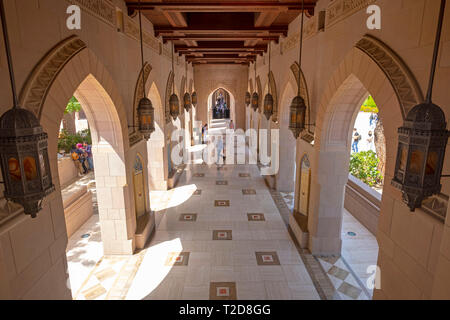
top-left (352, 128), bottom-right (361, 153)
top-left (216, 135), bottom-right (224, 166)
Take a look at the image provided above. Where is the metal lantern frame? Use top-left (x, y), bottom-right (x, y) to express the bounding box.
top-left (135, 0), bottom-right (155, 141)
top-left (169, 42), bottom-right (180, 120)
top-left (391, 0), bottom-right (450, 212)
top-left (191, 91), bottom-right (198, 107)
top-left (0, 0), bottom-right (55, 218)
top-left (183, 62), bottom-right (191, 112)
top-left (245, 91), bottom-right (251, 106)
top-left (251, 62), bottom-right (259, 112)
top-left (263, 41), bottom-right (274, 121)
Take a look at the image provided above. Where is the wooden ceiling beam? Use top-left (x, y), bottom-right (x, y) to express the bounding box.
top-left (126, 2), bottom-right (316, 13)
top-left (254, 11), bottom-right (280, 27)
top-left (161, 11), bottom-right (188, 27)
top-left (162, 35), bottom-right (279, 42)
top-left (154, 26), bottom-right (288, 37)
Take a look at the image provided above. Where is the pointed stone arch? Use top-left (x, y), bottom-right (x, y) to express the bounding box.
top-left (256, 76), bottom-right (262, 113)
top-left (180, 75), bottom-right (187, 96)
top-left (19, 35), bottom-right (87, 118)
top-left (249, 78), bottom-right (254, 93)
top-left (189, 78), bottom-right (193, 93)
top-left (308, 35), bottom-right (424, 256)
top-left (165, 71), bottom-right (175, 124)
top-left (268, 71), bottom-right (278, 123)
top-left (19, 36), bottom-right (136, 256)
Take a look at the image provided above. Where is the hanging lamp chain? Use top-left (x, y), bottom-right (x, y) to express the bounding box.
top-left (268, 41), bottom-right (271, 94)
top-left (137, 0), bottom-right (147, 99)
top-left (297, 0), bottom-right (305, 97)
top-left (172, 42), bottom-right (175, 94)
top-left (0, 0), bottom-right (19, 109)
top-left (426, 0), bottom-right (446, 103)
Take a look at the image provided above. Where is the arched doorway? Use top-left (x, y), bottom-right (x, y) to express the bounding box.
top-left (207, 87), bottom-right (235, 127)
top-left (211, 88), bottom-right (230, 120)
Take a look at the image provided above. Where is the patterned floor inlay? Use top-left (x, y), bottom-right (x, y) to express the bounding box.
top-left (247, 213), bottom-right (265, 221)
top-left (242, 189), bottom-right (256, 195)
top-left (213, 230), bottom-right (233, 240)
top-left (239, 173), bottom-right (250, 178)
top-left (193, 173), bottom-right (205, 177)
top-left (214, 200), bottom-right (230, 207)
top-left (216, 180), bottom-right (228, 185)
top-left (179, 213), bottom-right (197, 221)
top-left (316, 255), bottom-right (370, 300)
top-left (255, 252), bottom-right (281, 266)
top-left (210, 282), bottom-right (237, 300)
top-left (165, 252), bottom-right (190, 266)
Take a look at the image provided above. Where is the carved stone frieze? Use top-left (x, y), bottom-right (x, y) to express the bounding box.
top-left (326, 0), bottom-right (377, 28)
top-left (281, 15), bottom-right (317, 55)
top-left (66, 0), bottom-right (116, 27)
top-left (123, 15), bottom-right (160, 53)
top-left (355, 35), bottom-right (424, 118)
top-left (19, 36), bottom-right (87, 119)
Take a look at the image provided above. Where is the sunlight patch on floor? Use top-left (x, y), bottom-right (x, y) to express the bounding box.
top-left (126, 238), bottom-right (184, 300)
top-left (150, 184), bottom-right (198, 212)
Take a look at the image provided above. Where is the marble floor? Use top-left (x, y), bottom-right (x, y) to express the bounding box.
top-left (64, 144), bottom-right (379, 300)
top-left (126, 163), bottom-right (320, 300)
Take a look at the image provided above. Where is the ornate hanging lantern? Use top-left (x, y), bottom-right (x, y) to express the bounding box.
top-left (288, 96), bottom-right (307, 139)
top-left (263, 41), bottom-right (274, 120)
top-left (169, 93), bottom-right (180, 120)
top-left (289, 0), bottom-right (308, 139)
top-left (183, 62), bottom-right (191, 112)
top-left (391, 0), bottom-right (449, 212)
top-left (169, 42), bottom-right (179, 120)
top-left (136, 0), bottom-right (154, 140)
top-left (191, 91), bottom-right (198, 107)
top-left (264, 94), bottom-right (274, 121)
top-left (245, 91), bottom-right (251, 106)
top-left (137, 97), bottom-right (155, 140)
top-left (251, 92), bottom-right (259, 112)
top-left (183, 92), bottom-right (191, 112)
top-left (251, 61), bottom-right (259, 112)
top-left (0, 0), bottom-right (54, 218)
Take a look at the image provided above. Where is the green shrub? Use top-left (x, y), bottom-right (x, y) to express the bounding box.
top-left (58, 129), bottom-right (92, 154)
top-left (349, 150), bottom-right (382, 187)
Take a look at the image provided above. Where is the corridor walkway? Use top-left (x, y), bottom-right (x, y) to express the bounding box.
top-left (126, 162), bottom-right (320, 299)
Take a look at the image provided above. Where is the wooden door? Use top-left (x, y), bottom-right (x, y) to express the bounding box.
top-left (299, 168), bottom-right (311, 215)
top-left (133, 156), bottom-right (146, 219)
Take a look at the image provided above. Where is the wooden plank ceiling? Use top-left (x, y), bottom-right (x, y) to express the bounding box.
top-left (125, 1), bottom-right (318, 65)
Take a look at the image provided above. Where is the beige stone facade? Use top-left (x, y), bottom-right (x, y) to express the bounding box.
top-left (0, 0), bottom-right (449, 300)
